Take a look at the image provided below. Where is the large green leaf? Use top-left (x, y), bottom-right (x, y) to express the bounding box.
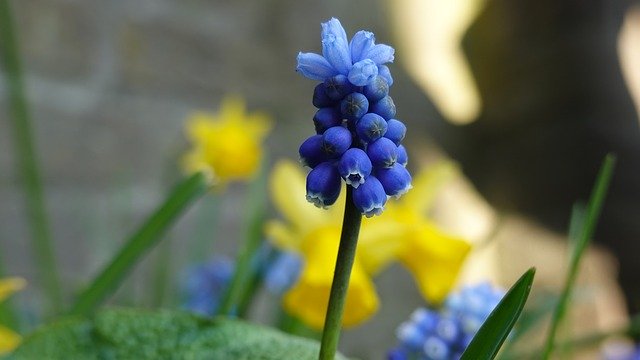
top-left (460, 268), bottom-right (536, 360)
top-left (11, 308), bottom-right (349, 360)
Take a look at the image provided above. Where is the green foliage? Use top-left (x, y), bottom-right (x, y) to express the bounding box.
top-left (460, 268), bottom-right (536, 360)
top-left (12, 308), bottom-right (349, 360)
top-left (541, 154), bottom-right (616, 359)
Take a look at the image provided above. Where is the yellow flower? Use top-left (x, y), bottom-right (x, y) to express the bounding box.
top-left (182, 96), bottom-right (271, 184)
top-left (0, 277), bottom-right (26, 355)
top-left (265, 160), bottom-right (471, 330)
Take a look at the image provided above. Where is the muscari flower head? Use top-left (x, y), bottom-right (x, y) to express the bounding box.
top-left (181, 257), bottom-right (234, 316)
top-left (296, 18), bottom-right (410, 217)
top-left (389, 283), bottom-right (506, 360)
top-left (0, 277), bottom-right (26, 355)
top-left (265, 160), bottom-right (471, 330)
top-left (182, 96), bottom-right (272, 185)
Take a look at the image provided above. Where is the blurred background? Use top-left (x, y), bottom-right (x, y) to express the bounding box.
top-left (1, 0), bottom-right (640, 358)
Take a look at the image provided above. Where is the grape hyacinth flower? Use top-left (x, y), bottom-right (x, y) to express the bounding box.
top-left (388, 283), bottom-right (506, 360)
top-left (297, 17), bottom-right (411, 217)
top-left (182, 257), bottom-right (234, 316)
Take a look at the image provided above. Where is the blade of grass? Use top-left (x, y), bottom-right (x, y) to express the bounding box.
top-left (460, 267), bottom-right (536, 360)
top-left (541, 154), bottom-right (616, 360)
top-left (68, 172), bottom-right (210, 316)
top-left (0, 0), bottom-right (62, 313)
top-left (216, 164), bottom-right (268, 316)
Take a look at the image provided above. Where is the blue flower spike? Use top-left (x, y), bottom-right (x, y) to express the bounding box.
top-left (389, 282), bottom-right (507, 360)
top-left (297, 17), bottom-right (411, 216)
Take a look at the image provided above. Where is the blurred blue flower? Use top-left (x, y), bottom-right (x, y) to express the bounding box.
top-left (264, 251), bottom-right (303, 295)
top-left (296, 17), bottom-right (410, 217)
top-left (603, 343), bottom-right (640, 360)
top-left (181, 256), bottom-right (234, 316)
top-left (389, 283), bottom-right (506, 360)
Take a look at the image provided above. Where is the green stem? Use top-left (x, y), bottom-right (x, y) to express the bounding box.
top-left (0, 0), bottom-right (62, 313)
top-left (69, 172), bottom-right (210, 316)
top-left (318, 186), bottom-right (362, 360)
top-left (216, 169), bottom-right (267, 316)
top-left (541, 154), bottom-right (616, 360)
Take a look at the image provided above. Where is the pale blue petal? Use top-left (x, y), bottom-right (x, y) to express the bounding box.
top-left (348, 59), bottom-right (379, 86)
top-left (296, 52), bottom-right (338, 81)
top-left (321, 17), bottom-right (348, 43)
top-left (363, 44), bottom-right (395, 65)
top-left (322, 34), bottom-right (352, 75)
top-left (350, 30), bottom-right (375, 62)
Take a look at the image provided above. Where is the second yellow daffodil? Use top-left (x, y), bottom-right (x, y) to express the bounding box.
top-left (182, 96), bottom-right (271, 185)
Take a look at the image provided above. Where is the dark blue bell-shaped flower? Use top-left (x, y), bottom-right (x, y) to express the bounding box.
top-left (306, 162), bottom-right (342, 208)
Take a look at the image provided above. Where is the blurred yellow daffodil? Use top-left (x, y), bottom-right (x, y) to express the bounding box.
top-left (182, 96), bottom-right (271, 184)
top-left (265, 160), bottom-right (471, 330)
top-left (0, 277), bottom-right (26, 355)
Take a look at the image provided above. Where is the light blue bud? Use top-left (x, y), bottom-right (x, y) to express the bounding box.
top-left (363, 43), bottom-right (395, 65)
top-left (297, 52), bottom-right (339, 81)
top-left (338, 148), bottom-right (372, 188)
top-left (349, 30), bottom-right (375, 62)
top-left (353, 175), bottom-right (386, 217)
top-left (306, 162), bottom-right (342, 208)
top-left (321, 18), bottom-right (348, 44)
top-left (322, 33), bottom-right (352, 75)
top-left (348, 59), bottom-right (379, 86)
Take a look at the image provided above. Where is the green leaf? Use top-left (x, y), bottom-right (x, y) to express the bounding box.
top-left (12, 308), bottom-right (349, 360)
top-left (69, 172), bottom-right (210, 317)
top-left (460, 267), bottom-right (536, 360)
top-left (541, 154), bottom-right (616, 359)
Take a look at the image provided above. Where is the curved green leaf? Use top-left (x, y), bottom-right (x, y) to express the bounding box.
top-left (460, 267), bottom-right (536, 360)
top-left (12, 308), bottom-right (349, 360)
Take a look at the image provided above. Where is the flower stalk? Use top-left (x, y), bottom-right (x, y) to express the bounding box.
top-left (0, 0), bottom-right (62, 313)
top-left (318, 186), bottom-right (362, 360)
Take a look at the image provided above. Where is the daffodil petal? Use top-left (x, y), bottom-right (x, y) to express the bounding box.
top-left (283, 259), bottom-right (378, 330)
top-left (399, 223), bottom-right (471, 304)
top-left (270, 160), bottom-right (329, 230)
top-left (400, 161), bottom-right (457, 214)
top-left (358, 219), bottom-right (407, 275)
top-left (0, 277), bottom-right (26, 302)
top-left (264, 220), bottom-right (300, 251)
top-left (0, 326), bottom-right (20, 355)
top-left (219, 96), bottom-right (246, 123)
